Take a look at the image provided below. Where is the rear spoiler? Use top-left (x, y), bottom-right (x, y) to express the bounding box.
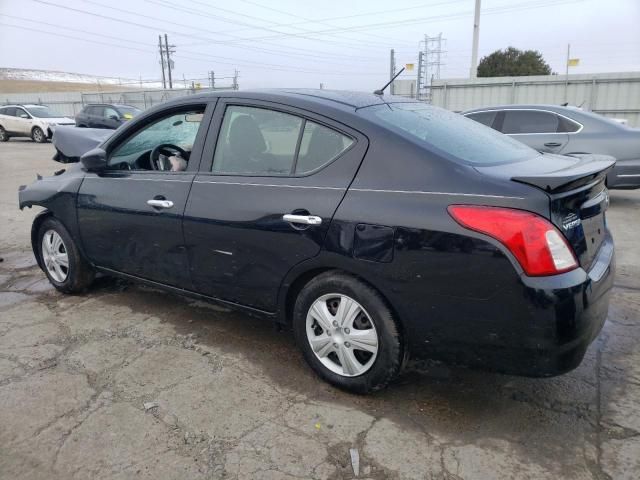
top-left (511, 154), bottom-right (615, 193)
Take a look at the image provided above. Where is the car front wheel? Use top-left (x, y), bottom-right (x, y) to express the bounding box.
top-left (32, 126), bottom-right (47, 143)
top-left (38, 217), bottom-right (94, 293)
top-left (293, 272), bottom-right (405, 393)
top-left (0, 126), bottom-right (9, 142)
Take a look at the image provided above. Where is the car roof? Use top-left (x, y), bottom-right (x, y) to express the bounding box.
top-left (1, 104), bottom-right (46, 108)
top-left (83, 103), bottom-right (137, 108)
top-left (163, 89), bottom-right (416, 110)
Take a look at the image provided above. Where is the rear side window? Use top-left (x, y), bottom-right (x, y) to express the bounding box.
top-left (465, 111), bottom-right (497, 129)
top-left (557, 115), bottom-right (581, 133)
top-left (360, 103), bottom-right (535, 166)
top-left (501, 110), bottom-right (559, 134)
top-left (296, 121), bottom-right (353, 174)
top-left (212, 105), bottom-right (352, 176)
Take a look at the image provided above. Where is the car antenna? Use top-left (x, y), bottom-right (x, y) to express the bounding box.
top-left (374, 67), bottom-right (405, 95)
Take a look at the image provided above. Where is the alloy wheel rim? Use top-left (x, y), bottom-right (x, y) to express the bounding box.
top-left (34, 129), bottom-right (43, 141)
top-left (306, 293), bottom-right (379, 377)
top-left (0, 128), bottom-right (6, 140)
top-left (41, 230), bottom-right (69, 283)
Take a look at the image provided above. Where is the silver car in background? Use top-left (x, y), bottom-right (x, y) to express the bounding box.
top-left (463, 104), bottom-right (640, 189)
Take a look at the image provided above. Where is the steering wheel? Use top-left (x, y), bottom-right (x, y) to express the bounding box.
top-left (150, 144), bottom-right (188, 171)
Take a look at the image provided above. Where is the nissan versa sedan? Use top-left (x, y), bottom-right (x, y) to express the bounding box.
top-left (463, 104), bottom-right (640, 189)
top-left (19, 90), bottom-right (615, 393)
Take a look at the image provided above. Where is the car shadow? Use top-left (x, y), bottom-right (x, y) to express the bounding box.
top-left (89, 275), bottom-right (600, 450)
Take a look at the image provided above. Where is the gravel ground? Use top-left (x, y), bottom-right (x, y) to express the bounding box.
top-left (1, 139), bottom-right (639, 479)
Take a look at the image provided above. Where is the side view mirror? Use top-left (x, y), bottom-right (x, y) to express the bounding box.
top-left (80, 147), bottom-right (107, 172)
top-left (20, 113), bottom-right (29, 119)
top-left (108, 115), bottom-right (120, 121)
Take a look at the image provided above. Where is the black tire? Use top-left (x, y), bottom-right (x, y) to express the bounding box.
top-left (37, 217), bottom-right (94, 293)
top-left (32, 126), bottom-right (47, 143)
top-left (293, 271), bottom-right (405, 394)
top-left (0, 126), bottom-right (9, 142)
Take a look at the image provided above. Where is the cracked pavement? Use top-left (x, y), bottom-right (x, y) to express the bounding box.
top-left (1, 140), bottom-right (639, 479)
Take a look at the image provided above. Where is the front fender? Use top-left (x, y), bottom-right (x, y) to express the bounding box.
top-left (19, 164), bottom-right (87, 264)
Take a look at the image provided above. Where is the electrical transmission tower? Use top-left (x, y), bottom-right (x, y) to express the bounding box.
top-left (417, 33), bottom-right (445, 102)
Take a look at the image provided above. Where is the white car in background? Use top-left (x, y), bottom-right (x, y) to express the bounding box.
top-left (0, 104), bottom-right (75, 143)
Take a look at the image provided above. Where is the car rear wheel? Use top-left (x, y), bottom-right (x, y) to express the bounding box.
top-left (0, 126), bottom-right (9, 142)
top-left (293, 272), bottom-right (404, 393)
top-left (38, 217), bottom-right (94, 293)
top-left (32, 126), bottom-right (46, 143)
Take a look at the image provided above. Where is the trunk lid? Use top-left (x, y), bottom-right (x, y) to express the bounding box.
top-left (475, 153), bottom-right (615, 271)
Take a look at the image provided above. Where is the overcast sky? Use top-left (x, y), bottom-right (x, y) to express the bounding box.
top-left (1, 0), bottom-right (639, 90)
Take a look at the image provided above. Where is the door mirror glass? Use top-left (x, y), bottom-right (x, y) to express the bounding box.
top-left (19, 113), bottom-right (29, 119)
top-left (81, 147), bottom-right (108, 172)
top-left (108, 115), bottom-right (119, 121)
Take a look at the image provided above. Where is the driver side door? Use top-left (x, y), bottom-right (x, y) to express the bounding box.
top-left (76, 102), bottom-right (214, 288)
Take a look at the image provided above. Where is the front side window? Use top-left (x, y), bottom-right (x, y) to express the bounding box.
top-left (360, 103), bottom-right (536, 166)
top-left (212, 105), bottom-right (352, 176)
top-left (501, 110), bottom-right (559, 134)
top-left (104, 107), bottom-right (119, 119)
top-left (16, 108), bottom-right (30, 119)
top-left (108, 108), bottom-right (204, 171)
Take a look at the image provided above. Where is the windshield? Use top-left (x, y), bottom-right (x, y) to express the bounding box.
top-left (360, 103), bottom-right (536, 165)
top-left (27, 106), bottom-right (66, 118)
top-left (116, 106), bottom-right (141, 117)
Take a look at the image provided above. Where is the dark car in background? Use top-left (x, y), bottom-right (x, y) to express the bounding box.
top-left (19, 90), bottom-right (615, 393)
top-left (463, 104), bottom-right (640, 189)
top-left (75, 103), bottom-right (141, 129)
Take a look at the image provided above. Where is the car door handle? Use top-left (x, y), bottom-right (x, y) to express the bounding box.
top-left (283, 214), bottom-right (323, 225)
top-left (544, 142), bottom-right (562, 147)
top-left (147, 199), bottom-right (174, 209)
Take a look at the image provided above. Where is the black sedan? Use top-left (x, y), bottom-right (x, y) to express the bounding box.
top-left (19, 90), bottom-right (615, 393)
top-left (75, 104), bottom-right (141, 129)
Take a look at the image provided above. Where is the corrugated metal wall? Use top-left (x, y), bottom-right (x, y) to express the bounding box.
top-left (430, 72), bottom-right (640, 127)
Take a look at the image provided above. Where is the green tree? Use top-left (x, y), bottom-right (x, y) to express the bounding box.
top-left (477, 47), bottom-right (552, 77)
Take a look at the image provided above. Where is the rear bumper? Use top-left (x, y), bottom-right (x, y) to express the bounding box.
top-left (607, 159), bottom-right (640, 189)
top-left (407, 233), bottom-right (615, 377)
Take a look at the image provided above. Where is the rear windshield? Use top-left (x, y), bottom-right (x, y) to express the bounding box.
top-left (360, 103), bottom-right (536, 165)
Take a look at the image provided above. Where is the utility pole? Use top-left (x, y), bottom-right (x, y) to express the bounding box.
top-left (389, 49), bottom-right (396, 95)
top-left (164, 34), bottom-right (175, 89)
top-left (232, 69), bottom-right (239, 90)
top-left (209, 71), bottom-right (215, 89)
top-left (470, 0), bottom-right (481, 78)
top-left (564, 43), bottom-right (570, 103)
top-left (158, 35), bottom-right (166, 89)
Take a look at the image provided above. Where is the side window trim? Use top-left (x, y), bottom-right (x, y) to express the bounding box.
top-left (201, 99), bottom-right (357, 178)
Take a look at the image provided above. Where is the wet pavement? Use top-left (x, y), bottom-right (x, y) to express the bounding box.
top-left (1, 140), bottom-right (639, 479)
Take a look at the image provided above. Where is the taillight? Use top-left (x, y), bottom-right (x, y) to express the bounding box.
top-left (447, 205), bottom-right (578, 276)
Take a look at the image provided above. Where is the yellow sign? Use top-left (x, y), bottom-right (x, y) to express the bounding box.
top-left (405, 63), bottom-right (414, 71)
top-left (195, 82), bottom-right (202, 89)
top-left (568, 58), bottom-right (580, 67)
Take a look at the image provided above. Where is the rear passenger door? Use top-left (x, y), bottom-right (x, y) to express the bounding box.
top-left (184, 99), bottom-right (368, 312)
top-left (89, 106), bottom-right (104, 128)
top-left (497, 109), bottom-right (569, 153)
top-left (14, 107), bottom-right (33, 135)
